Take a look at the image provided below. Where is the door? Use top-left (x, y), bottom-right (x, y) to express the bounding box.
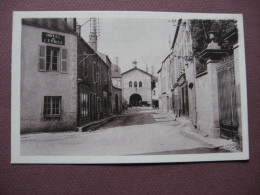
top-left (217, 55), bottom-right (238, 140)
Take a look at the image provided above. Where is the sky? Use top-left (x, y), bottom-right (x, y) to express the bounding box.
top-left (77, 18), bottom-right (176, 74)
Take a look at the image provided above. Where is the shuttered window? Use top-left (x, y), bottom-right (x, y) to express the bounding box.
top-left (39, 45), bottom-right (46, 71)
top-left (61, 48), bottom-right (68, 73)
top-left (38, 45), bottom-right (67, 73)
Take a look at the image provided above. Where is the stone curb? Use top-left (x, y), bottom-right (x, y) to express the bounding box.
top-left (77, 115), bottom-right (117, 132)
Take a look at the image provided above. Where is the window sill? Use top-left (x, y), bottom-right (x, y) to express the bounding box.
top-left (43, 115), bottom-right (62, 120)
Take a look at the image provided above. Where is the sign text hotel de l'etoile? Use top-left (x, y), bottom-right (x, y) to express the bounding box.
top-left (42, 32), bottom-right (65, 45)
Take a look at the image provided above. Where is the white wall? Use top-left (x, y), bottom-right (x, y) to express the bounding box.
top-left (122, 69), bottom-right (152, 104)
top-left (21, 25), bottom-right (78, 133)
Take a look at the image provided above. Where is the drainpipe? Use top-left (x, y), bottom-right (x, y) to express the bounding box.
top-left (193, 57), bottom-right (197, 127)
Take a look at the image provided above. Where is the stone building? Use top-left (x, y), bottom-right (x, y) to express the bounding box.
top-left (21, 18), bottom-right (78, 133)
top-left (151, 77), bottom-right (159, 109)
top-left (159, 18), bottom-right (242, 146)
top-left (122, 64), bottom-right (154, 106)
top-left (77, 36), bottom-right (112, 126)
top-left (171, 19), bottom-right (196, 124)
top-left (21, 18), bottom-right (114, 133)
top-left (158, 53), bottom-right (174, 113)
top-left (111, 63), bottom-right (122, 113)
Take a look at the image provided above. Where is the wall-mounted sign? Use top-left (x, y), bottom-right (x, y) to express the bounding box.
top-left (42, 32), bottom-right (65, 45)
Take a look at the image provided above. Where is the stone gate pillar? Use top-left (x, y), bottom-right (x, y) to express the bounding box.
top-left (197, 32), bottom-right (228, 138)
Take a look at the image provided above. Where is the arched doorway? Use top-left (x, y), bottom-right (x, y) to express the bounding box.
top-left (129, 94), bottom-right (142, 107)
top-left (115, 94), bottom-right (119, 114)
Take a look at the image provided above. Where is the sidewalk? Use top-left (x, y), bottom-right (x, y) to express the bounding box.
top-left (151, 109), bottom-right (239, 152)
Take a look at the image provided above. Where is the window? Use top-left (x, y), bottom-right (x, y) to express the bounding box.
top-left (93, 61), bottom-right (96, 82)
top-left (80, 92), bottom-right (88, 118)
top-left (46, 46), bottom-right (59, 71)
top-left (134, 81), bottom-right (137, 87)
top-left (44, 96), bottom-right (61, 118)
top-left (96, 66), bottom-right (100, 84)
top-left (129, 81), bottom-right (132, 87)
top-left (83, 54), bottom-right (88, 77)
top-left (38, 45), bottom-right (67, 73)
top-left (97, 97), bottom-right (101, 113)
top-left (139, 81), bottom-right (142, 87)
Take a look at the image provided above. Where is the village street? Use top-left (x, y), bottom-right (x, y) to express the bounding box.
top-left (20, 107), bottom-right (233, 156)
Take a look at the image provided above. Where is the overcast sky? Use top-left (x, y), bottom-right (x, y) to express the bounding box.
top-left (78, 18), bottom-right (176, 74)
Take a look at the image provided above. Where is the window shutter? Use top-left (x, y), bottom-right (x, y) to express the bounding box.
top-left (39, 45), bottom-right (46, 71)
top-left (61, 49), bottom-right (68, 73)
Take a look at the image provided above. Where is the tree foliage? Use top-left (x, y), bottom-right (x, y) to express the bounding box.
top-left (189, 20), bottom-right (237, 56)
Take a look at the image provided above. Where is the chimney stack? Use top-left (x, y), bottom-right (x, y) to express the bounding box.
top-left (89, 18), bottom-right (98, 51)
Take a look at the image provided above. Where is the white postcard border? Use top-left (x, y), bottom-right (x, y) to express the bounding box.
top-left (11, 11), bottom-right (249, 164)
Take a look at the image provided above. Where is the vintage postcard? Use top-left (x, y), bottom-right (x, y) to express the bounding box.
top-left (11, 11), bottom-right (249, 164)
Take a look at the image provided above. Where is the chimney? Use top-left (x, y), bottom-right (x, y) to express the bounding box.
top-left (76, 24), bottom-right (81, 36)
top-left (89, 18), bottom-right (98, 51)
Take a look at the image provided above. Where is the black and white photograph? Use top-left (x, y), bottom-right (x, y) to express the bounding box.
top-left (11, 11), bottom-right (249, 163)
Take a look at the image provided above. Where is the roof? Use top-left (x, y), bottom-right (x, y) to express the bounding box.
top-left (171, 19), bottom-right (182, 49)
top-left (22, 18), bottom-right (77, 35)
top-left (97, 52), bottom-right (107, 63)
top-left (112, 85), bottom-right (122, 91)
top-left (152, 75), bottom-right (158, 82)
top-left (121, 67), bottom-right (153, 77)
top-left (158, 19), bottom-right (182, 74)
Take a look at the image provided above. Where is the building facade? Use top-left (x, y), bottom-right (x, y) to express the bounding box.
top-left (122, 66), bottom-right (153, 106)
top-left (21, 18), bottom-right (78, 133)
top-left (159, 19), bottom-right (242, 146)
top-left (77, 38), bottom-right (112, 126)
top-left (21, 18), bottom-right (116, 133)
top-left (111, 63), bottom-right (123, 113)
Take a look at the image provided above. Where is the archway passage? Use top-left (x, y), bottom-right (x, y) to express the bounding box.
top-left (129, 94), bottom-right (142, 107)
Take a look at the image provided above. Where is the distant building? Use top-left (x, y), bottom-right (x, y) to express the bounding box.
top-left (122, 64), bottom-right (155, 106)
top-left (111, 64), bottom-right (122, 88)
top-left (151, 76), bottom-right (159, 108)
top-left (111, 63), bottom-right (122, 114)
top-left (21, 18), bottom-right (78, 133)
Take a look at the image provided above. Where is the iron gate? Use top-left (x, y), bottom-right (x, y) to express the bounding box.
top-left (217, 55), bottom-right (238, 140)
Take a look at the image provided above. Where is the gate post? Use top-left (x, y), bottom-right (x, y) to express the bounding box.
top-left (196, 33), bottom-right (229, 138)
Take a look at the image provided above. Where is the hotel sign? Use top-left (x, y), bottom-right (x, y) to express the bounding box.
top-left (42, 32), bottom-right (65, 45)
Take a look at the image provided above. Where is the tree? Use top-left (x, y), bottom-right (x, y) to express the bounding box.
top-left (189, 19), bottom-right (237, 56)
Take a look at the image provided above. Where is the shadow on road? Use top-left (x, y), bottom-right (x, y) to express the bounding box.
top-left (126, 147), bottom-right (226, 155)
top-left (101, 108), bottom-right (158, 129)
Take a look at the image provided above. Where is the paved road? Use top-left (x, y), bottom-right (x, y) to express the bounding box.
top-left (21, 107), bottom-right (217, 156)
top-left (101, 107), bottom-right (157, 129)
